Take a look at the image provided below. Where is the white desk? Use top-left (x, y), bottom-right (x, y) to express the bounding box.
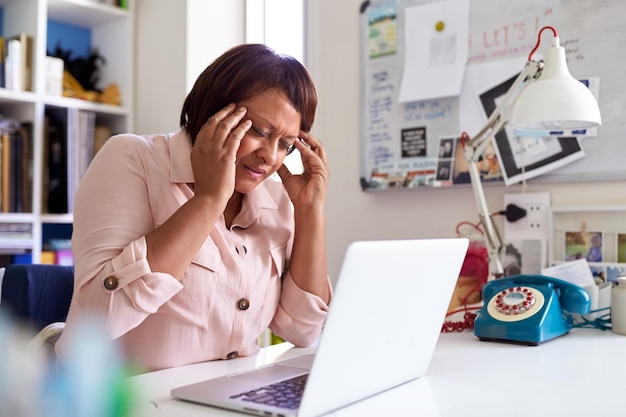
top-left (128, 329), bottom-right (626, 416)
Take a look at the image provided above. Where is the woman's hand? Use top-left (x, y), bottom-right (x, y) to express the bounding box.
top-left (191, 104), bottom-right (251, 207)
top-left (277, 131), bottom-right (329, 209)
top-left (277, 131), bottom-right (331, 303)
top-left (145, 104), bottom-right (251, 279)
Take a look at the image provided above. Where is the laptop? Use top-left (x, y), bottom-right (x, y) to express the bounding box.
top-left (171, 238), bottom-right (469, 417)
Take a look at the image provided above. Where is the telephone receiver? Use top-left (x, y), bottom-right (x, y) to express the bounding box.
top-left (474, 274), bottom-right (591, 345)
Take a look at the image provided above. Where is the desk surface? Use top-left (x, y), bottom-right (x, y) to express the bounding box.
top-left (128, 329), bottom-right (626, 416)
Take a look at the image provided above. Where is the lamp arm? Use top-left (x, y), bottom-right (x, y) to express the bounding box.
top-left (463, 60), bottom-right (542, 280)
top-left (466, 60), bottom-right (542, 157)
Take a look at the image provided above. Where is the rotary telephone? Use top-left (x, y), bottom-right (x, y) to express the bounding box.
top-left (474, 275), bottom-right (591, 345)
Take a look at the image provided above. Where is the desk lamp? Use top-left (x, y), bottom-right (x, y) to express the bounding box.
top-left (462, 26), bottom-right (602, 281)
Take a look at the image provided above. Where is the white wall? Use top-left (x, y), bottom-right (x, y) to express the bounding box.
top-left (134, 0), bottom-right (187, 134)
top-left (135, 1), bottom-right (626, 285)
top-left (134, 0), bottom-right (245, 135)
top-left (186, 0), bottom-right (246, 91)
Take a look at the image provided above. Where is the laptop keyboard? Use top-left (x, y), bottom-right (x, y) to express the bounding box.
top-left (229, 374), bottom-right (308, 410)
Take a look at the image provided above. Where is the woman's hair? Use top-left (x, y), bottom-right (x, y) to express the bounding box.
top-left (180, 43), bottom-right (317, 143)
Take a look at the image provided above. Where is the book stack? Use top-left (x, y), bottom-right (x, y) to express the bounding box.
top-left (1, 33), bottom-right (33, 91)
top-left (0, 221), bottom-right (33, 266)
top-left (0, 118), bottom-right (32, 213)
top-left (43, 109), bottom-right (111, 214)
top-left (67, 108), bottom-right (96, 212)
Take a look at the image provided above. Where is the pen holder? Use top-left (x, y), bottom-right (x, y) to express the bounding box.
top-left (611, 277), bottom-right (626, 335)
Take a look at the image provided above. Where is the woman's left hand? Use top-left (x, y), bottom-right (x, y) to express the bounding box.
top-left (277, 131), bottom-right (329, 209)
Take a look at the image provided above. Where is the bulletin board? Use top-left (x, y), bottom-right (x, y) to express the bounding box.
top-left (359, 0), bottom-right (626, 191)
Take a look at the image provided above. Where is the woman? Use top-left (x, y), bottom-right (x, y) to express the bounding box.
top-left (56, 44), bottom-right (332, 371)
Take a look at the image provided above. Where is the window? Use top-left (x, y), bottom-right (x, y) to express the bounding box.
top-left (246, 0), bottom-right (304, 62)
top-left (246, 0), bottom-right (305, 173)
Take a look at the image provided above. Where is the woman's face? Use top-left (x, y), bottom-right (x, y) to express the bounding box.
top-left (234, 89), bottom-right (301, 194)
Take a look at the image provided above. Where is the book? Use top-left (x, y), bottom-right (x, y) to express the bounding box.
top-left (41, 118), bottom-right (50, 213)
top-left (93, 125), bottom-right (112, 157)
top-left (8, 33), bottom-right (33, 91)
top-left (0, 127), bottom-right (32, 213)
top-left (46, 114), bottom-right (68, 214)
top-left (1, 132), bottom-right (11, 212)
top-left (17, 124), bottom-right (33, 213)
top-left (67, 109), bottom-right (95, 212)
top-left (0, 37), bottom-right (5, 88)
top-left (5, 38), bottom-right (22, 91)
top-left (9, 129), bottom-right (21, 212)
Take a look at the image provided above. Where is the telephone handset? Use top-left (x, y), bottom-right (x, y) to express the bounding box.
top-left (474, 275), bottom-right (591, 345)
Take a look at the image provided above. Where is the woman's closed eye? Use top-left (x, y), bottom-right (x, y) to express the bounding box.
top-left (251, 125), bottom-right (270, 139)
top-left (251, 125), bottom-right (296, 154)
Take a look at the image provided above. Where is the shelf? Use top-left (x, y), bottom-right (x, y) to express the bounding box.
top-left (43, 95), bottom-right (128, 115)
top-left (0, 239), bottom-right (34, 250)
top-left (0, 89), bottom-right (37, 104)
top-left (47, 0), bottom-right (129, 27)
top-left (0, 0), bottom-right (133, 265)
top-left (0, 213), bottom-right (35, 222)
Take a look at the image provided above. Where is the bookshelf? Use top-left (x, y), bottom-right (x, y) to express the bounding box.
top-left (0, 0), bottom-right (133, 265)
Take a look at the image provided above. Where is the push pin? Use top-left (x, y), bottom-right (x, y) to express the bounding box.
top-left (435, 20), bottom-right (445, 32)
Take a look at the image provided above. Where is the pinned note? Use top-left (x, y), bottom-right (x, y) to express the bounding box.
top-left (398, 0), bottom-right (469, 103)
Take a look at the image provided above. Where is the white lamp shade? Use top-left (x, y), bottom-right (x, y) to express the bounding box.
top-left (511, 43), bottom-right (602, 130)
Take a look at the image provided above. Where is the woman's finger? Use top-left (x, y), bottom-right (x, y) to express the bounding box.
top-left (296, 132), bottom-right (327, 162)
top-left (224, 119), bottom-right (252, 154)
top-left (199, 105), bottom-right (248, 147)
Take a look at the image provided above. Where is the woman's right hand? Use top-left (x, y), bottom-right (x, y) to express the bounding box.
top-left (191, 104), bottom-right (251, 207)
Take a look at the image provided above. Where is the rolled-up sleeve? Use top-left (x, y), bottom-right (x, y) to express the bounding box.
top-left (84, 236), bottom-right (183, 339)
top-left (270, 272), bottom-right (332, 347)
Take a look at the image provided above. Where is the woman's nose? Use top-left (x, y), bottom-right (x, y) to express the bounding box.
top-left (256, 138), bottom-right (279, 165)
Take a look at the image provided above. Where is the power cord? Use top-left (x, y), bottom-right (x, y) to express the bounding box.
top-left (497, 203), bottom-right (527, 222)
top-left (570, 307), bottom-right (612, 331)
top-left (441, 308), bottom-right (480, 332)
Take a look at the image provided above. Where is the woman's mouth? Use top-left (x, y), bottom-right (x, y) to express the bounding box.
top-left (243, 164), bottom-right (266, 179)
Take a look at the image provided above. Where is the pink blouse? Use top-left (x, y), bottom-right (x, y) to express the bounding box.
top-left (55, 130), bottom-right (331, 371)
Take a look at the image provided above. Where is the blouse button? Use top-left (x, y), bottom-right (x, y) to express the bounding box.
top-left (227, 351), bottom-right (239, 359)
top-left (237, 298), bottom-right (250, 310)
top-left (103, 276), bottom-right (119, 290)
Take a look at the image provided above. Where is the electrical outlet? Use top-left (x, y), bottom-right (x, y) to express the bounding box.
top-left (503, 192), bottom-right (551, 240)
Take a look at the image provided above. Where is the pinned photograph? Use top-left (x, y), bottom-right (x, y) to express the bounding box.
top-left (438, 137), bottom-right (455, 159)
top-left (564, 230), bottom-right (604, 262)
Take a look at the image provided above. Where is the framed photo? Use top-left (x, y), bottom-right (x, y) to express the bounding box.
top-left (479, 73), bottom-right (584, 186)
top-left (564, 230), bottom-right (604, 262)
top-left (616, 232), bottom-right (626, 263)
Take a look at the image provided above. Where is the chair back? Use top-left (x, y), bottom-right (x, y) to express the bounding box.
top-left (0, 264), bottom-right (74, 331)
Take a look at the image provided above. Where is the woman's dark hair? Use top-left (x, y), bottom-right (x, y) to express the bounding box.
top-left (180, 43), bottom-right (317, 143)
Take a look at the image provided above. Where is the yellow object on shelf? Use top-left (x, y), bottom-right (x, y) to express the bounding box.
top-left (62, 70), bottom-right (121, 106)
